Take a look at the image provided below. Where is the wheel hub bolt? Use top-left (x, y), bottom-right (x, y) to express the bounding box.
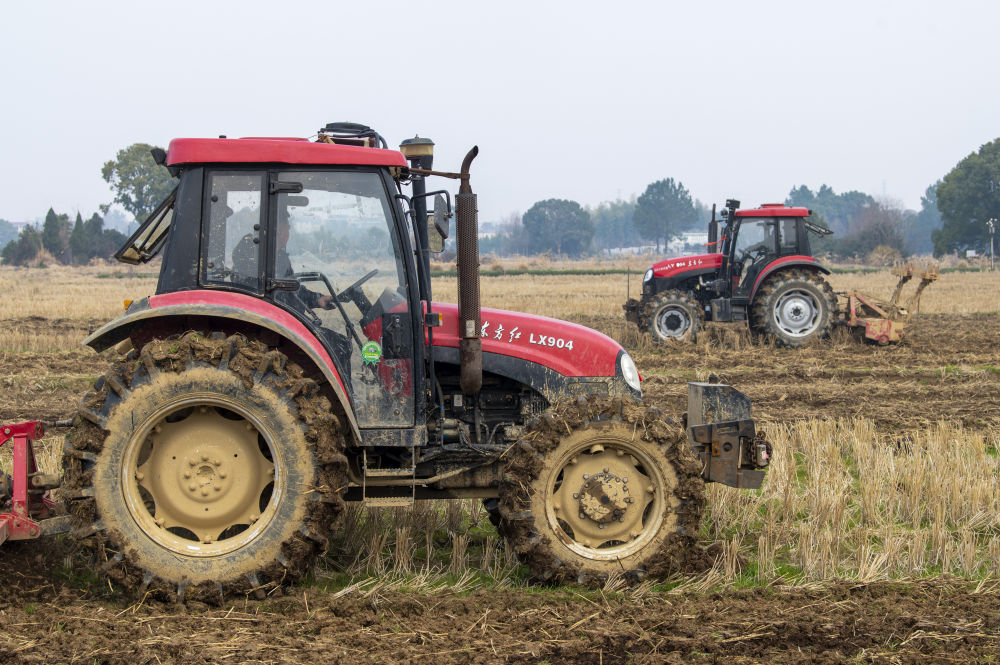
top-left (583, 474), bottom-right (590, 480)
top-left (135, 472), bottom-right (144, 481)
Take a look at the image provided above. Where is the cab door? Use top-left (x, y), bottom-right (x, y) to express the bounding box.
top-left (266, 169), bottom-right (419, 436)
top-left (732, 218), bottom-right (778, 297)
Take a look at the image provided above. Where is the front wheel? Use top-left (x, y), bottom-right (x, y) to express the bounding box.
top-left (498, 397), bottom-right (705, 585)
top-left (642, 290), bottom-right (703, 343)
top-left (752, 270), bottom-right (835, 347)
top-left (63, 332), bottom-right (348, 601)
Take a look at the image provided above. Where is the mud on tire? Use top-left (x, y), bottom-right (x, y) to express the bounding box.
top-left (62, 332), bottom-right (348, 602)
top-left (642, 290), bottom-right (703, 343)
top-left (752, 269), bottom-right (836, 347)
top-left (497, 396), bottom-right (705, 586)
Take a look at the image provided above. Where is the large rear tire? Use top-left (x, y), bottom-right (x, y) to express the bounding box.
top-left (498, 397), bottom-right (705, 585)
top-left (62, 332), bottom-right (347, 602)
top-left (752, 270), bottom-right (835, 347)
top-left (642, 290), bottom-right (703, 343)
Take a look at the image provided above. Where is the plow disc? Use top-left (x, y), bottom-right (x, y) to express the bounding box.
top-left (837, 264), bottom-right (939, 344)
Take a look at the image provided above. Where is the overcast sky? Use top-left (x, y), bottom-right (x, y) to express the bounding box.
top-left (1, 0), bottom-right (996, 225)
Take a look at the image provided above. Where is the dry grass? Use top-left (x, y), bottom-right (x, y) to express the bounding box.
top-left (703, 418), bottom-right (1000, 583)
top-left (2, 262), bottom-right (999, 589)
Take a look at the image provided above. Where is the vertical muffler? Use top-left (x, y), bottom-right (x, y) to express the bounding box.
top-left (456, 146), bottom-right (482, 396)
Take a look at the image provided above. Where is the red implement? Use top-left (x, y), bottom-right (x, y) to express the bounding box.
top-left (0, 421), bottom-right (67, 545)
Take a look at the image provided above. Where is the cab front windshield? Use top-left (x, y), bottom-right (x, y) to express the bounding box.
top-left (275, 170), bottom-right (413, 427)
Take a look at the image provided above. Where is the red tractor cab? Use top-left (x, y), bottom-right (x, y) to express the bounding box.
top-left (60, 126), bottom-right (770, 598)
top-left (625, 199), bottom-right (836, 346)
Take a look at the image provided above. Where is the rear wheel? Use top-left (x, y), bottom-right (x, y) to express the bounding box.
top-left (498, 397), bottom-right (705, 585)
top-left (643, 290), bottom-right (703, 343)
top-left (752, 270), bottom-right (835, 347)
top-left (62, 332), bottom-right (347, 601)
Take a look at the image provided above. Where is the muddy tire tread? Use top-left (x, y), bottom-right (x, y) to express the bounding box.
top-left (62, 331), bottom-right (347, 602)
top-left (640, 290), bottom-right (704, 344)
top-left (751, 269), bottom-right (836, 347)
top-left (497, 396), bottom-right (706, 586)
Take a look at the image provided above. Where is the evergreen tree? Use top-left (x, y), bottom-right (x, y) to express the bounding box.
top-left (632, 178), bottom-right (696, 251)
top-left (1, 226), bottom-right (44, 266)
top-left (521, 199), bottom-right (594, 257)
top-left (933, 138), bottom-right (1000, 256)
top-left (69, 212), bottom-right (89, 264)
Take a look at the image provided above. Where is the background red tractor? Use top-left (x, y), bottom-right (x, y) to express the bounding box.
top-left (625, 199), bottom-right (837, 346)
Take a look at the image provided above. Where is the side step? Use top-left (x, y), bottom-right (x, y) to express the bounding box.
top-left (362, 449), bottom-right (415, 507)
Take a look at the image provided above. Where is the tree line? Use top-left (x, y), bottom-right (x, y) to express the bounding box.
top-left (3, 137), bottom-right (997, 265)
top-left (482, 137), bottom-right (1000, 261)
top-left (1, 143), bottom-right (172, 266)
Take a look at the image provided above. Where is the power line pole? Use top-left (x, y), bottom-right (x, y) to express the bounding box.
top-left (988, 218), bottom-right (996, 271)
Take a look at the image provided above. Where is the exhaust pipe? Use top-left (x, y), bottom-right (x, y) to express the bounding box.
top-left (456, 146), bottom-right (482, 396)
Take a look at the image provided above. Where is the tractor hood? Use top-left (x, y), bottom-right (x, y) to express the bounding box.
top-left (649, 253), bottom-right (723, 279)
top-left (428, 302), bottom-right (629, 379)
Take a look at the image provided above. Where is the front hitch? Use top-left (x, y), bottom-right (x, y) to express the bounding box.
top-left (684, 382), bottom-right (772, 489)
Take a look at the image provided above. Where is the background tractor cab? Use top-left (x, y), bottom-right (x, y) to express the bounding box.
top-left (625, 199), bottom-right (836, 347)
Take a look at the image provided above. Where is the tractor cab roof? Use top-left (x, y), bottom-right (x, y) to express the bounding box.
top-left (166, 137), bottom-right (408, 168)
top-left (734, 203), bottom-right (810, 218)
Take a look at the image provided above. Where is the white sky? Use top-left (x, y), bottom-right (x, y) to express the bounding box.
top-left (1, 0), bottom-right (997, 225)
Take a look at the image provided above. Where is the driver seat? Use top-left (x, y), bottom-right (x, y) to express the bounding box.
top-left (230, 233), bottom-right (258, 287)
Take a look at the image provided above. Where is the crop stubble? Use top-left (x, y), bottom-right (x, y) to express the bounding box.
top-left (1, 265), bottom-right (999, 662)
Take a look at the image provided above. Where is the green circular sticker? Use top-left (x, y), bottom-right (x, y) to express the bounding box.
top-left (361, 340), bottom-right (383, 365)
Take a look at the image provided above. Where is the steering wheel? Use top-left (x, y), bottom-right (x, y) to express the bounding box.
top-left (740, 245), bottom-right (768, 264)
top-left (333, 269), bottom-right (379, 314)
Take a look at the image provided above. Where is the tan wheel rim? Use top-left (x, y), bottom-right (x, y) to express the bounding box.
top-left (122, 396), bottom-right (279, 557)
top-left (544, 435), bottom-right (678, 561)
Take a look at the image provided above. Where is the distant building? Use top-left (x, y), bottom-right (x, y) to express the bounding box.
top-left (667, 231), bottom-right (709, 255)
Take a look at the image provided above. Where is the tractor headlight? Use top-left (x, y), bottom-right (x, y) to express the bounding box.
top-left (643, 268), bottom-right (653, 283)
top-left (618, 351), bottom-right (641, 394)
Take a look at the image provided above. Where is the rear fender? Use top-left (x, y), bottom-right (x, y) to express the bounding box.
top-left (83, 292), bottom-right (361, 440)
top-left (749, 257), bottom-right (830, 302)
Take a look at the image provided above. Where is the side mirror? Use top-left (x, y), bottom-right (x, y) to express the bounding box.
top-left (428, 193), bottom-right (451, 253)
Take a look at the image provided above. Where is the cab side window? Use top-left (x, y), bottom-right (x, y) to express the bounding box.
top-left (202, 173), bottom-right (265, 291)
top-left (779, 219), bottom-right (798, 255)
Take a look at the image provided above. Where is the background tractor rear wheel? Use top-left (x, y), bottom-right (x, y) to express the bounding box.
top-left (498, 396), bottom-right (705, 586)
top-left (62, 332), bottom-right (347, 602)
top-left (752, 270), bottom-right (836, 347)
top-left (642, 290), bottom-right (703, 343)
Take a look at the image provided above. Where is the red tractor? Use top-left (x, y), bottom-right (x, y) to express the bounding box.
top-left (55, 125), bottom-right (770, 600)
top-left (625, 199), bottom-right (837, 346)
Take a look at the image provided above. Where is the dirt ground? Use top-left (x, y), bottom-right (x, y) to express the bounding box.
top-left (2, 312), bottom-right (1000, 663)
top-left (3, 541), bottom-right (1000, 664)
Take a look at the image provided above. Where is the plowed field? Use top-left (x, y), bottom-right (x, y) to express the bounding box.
top-left (2, 266), bottom-right (1000, 663)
